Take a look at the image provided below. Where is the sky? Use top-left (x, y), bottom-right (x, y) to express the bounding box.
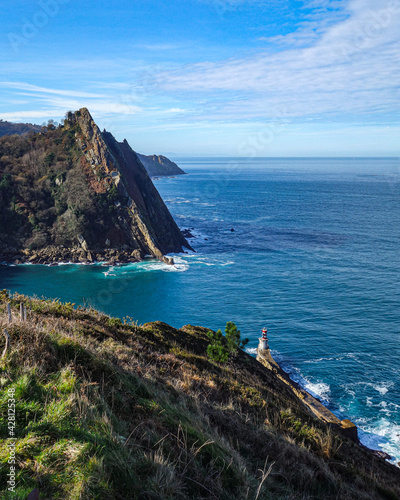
top-left (0, 0), bottom-right (399, 157)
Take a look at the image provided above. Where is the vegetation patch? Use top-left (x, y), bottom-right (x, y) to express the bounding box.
top-left (0, 293), bottom-right (399, 499)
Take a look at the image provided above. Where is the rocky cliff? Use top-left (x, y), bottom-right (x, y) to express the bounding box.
top-left (0, 108), bottom-right (191, 264)
top-left (137, 153), bottom-right (186, 177)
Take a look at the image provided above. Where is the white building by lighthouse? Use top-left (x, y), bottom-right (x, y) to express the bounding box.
top-left (258, 327), bottom-right (269, 352)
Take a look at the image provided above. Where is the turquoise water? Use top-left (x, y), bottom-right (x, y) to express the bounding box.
top-left (1, 158), bottom-right (400, 463)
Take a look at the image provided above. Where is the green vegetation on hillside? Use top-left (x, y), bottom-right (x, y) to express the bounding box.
top-left (0, 119), bottom-right (123, 253)
top-left (0, 120), bottom-right (41, 139)
top-left (0, 292), bottom-right (399, 499)
top-left (207, 321), bottom-right (249, 362)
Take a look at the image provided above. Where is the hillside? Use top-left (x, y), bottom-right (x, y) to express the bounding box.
top-left (0, 120), bottom-right (42, 138)
top-left (0, 292), bottom-right (399, 500)
top-left (137, 154), bottom-right (186, 177)
top-left (0, 120), bottom-right (185, 179)
top-left (0, 109), bottom-right (191, 265)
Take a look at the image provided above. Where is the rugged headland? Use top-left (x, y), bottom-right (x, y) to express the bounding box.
top-left (0, 109), bottom-right (191, 265)
top-left (0, 292), bottom-right (399, 500)
top-left (136, 153), bottom-right (186, 177)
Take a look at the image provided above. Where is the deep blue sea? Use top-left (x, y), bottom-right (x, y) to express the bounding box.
top-left (1, 158), bottom-right (400, 464)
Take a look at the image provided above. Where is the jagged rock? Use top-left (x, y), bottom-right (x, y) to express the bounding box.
top-left (71, 108), bottom-right (192, 262)
top-left (0, 108), bottom-right (193, 265)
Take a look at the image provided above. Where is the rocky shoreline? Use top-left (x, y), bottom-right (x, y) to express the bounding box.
top-left (0, 227), bottom-right (196, 266)
top-left (0, 245), bottom-right (171, 266)
top-left (256, 345), bottom-right (397, 465)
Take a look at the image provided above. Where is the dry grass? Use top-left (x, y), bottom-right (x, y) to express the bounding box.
top-left (0, 291), bottom-right (399, 500)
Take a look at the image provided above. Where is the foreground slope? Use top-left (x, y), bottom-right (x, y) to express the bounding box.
top-left (0, 293), bottom-right (399, 500)
top-left (0, 109), bottom-right (191, 264)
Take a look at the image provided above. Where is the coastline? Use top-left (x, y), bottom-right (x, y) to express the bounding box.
top-left (0, 246), bottom-right (180, 266)
top-left (2, 293), bottom-right (400, 497)
top-left (0, 246), bottom-right (142, 266)
top-left (256, 345), bottom-right (396, 464)
top-left (0, 228), bottom-right (195, 266)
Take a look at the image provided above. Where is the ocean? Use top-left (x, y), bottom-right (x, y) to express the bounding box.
top-left (1, 157), bottom-right (399, 464)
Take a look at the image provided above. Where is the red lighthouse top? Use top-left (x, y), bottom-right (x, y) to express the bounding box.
top-left (261, 327), bottom-right (268, 339)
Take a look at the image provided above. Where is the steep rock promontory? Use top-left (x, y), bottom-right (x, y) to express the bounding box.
top-left (0, 108), bottom-right (191, 264)
top-left (137, 153), bottom-right (186, 177)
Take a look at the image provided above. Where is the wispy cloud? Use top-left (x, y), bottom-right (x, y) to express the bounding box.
top-left (153, 0), bottom-right (400, 121)
top-left (0, 109), bottom-right (66, 121)
top-left (0, 82), bottom-right (108, 99)
top-left (0, 81), bottom-right (142, 122)
top-left (1, 0), bottom-right (399, 152)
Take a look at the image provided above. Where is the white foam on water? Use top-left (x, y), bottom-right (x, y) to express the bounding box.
top-left (303, 380), bottom-right (331, 402)
top-left (246, 347), bottom-right (258, 355)
top-left (303, 356), bottom-right (335, 364)
top-left (98, 257), bottom-right (190, 275)
top-left (270, 353), bottom-right (332, 404)
top-left (103, 266), bottom-right (116, 277)
top-left (353, 381), bottom-right (393, 396)
top-left (358, 418), bottom-right (400, 466)
top-left (164, 256), bottom-right (190, 272)
top-left (374, 385), bottom-right (389, 396)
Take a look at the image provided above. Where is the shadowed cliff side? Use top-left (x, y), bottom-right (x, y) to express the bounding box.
top-left (69, 108), bottom-right (192, 263)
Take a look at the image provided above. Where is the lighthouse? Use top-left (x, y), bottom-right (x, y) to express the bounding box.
top-left (258, 327), bottom-right (269, 352)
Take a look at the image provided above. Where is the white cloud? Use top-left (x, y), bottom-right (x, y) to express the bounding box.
top-left (0, 109), bottom-right (65, 121)
top-left (0, 82), bottom-right (108, 99)
top-left (153, 0), bottom-right (400, 121)
top-left (0, 82), bottom-right (142, 123)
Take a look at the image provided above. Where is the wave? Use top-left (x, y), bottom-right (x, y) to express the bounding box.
top-left (268, 351), bottom-right (332, 403)
top-left (303, 381), bottom-right (331, 402)
top-left (246, 347), bottom-right (258, 355)
top-left (357, 419), bottom-right (400, 466)
top-left (271, 354), bottom-right (400, 466)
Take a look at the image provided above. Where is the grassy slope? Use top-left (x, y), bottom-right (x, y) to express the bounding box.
top-left (0, 292), bottom-right (399, 500)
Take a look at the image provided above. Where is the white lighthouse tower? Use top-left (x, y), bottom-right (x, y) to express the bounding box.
top-left (258, 327), bottom-right (269, 352)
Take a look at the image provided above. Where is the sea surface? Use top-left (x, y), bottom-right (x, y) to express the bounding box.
top-left (1, 157), bottom-right (400, 464)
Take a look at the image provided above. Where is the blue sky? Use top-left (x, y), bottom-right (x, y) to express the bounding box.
top-left (1, 0), bottom-right (399, 156)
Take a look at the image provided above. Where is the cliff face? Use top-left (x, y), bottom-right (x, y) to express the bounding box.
top-left (136, 153), bottom-right (186, 177)
top-left (0, 108), bottom-right (191, 264)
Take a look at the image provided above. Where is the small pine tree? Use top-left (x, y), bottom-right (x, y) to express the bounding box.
top-left (207, 322), bottom-right (249, 363)
top-left (225, 321), bottom-right (249, 356)
top-left (207, 329), bottom-right (229, 363)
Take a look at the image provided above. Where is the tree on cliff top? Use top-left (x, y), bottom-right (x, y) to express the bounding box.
top-left (207, 321), bottom-right (249, 362)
